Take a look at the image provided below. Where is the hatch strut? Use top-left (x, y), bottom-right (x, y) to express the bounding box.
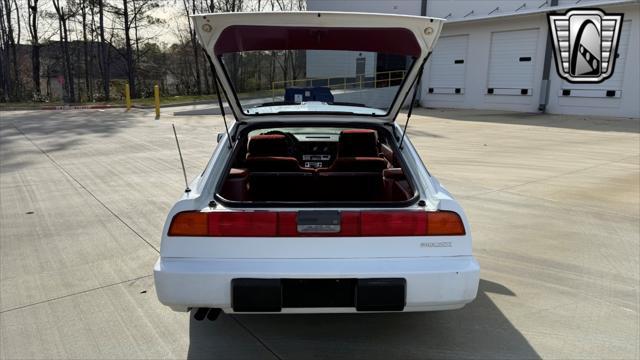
top-left (399, 60), bottom-right (427, 150)
top-left (205, 52), bottom-right (233, 149)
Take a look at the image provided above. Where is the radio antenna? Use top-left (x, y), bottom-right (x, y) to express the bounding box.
top-left (172, 124), bottom-right (191, 193)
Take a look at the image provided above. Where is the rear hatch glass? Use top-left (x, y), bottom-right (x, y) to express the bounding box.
top-left (215, 25), bottom-right (420, 116)
top-left (221, 48), bottom-right (415, 116)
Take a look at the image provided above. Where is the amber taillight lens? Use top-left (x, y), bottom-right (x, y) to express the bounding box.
top-left (425, 211), bottom-right (466, 236)
top-left (167, 212), bottom-right (209, 236)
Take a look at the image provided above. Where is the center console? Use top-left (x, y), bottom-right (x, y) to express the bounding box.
top-left (301, 154), bottom-right (331, 168)
top-left (297, 140), bottom-right (337, 168)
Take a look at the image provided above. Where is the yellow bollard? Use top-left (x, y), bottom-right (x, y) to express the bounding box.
top-left (154, 84), bottom-right (160, 119)
top-left (124, 83), bottom-right (131, 111)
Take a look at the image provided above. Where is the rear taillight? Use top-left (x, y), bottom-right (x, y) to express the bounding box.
top-left (168, 212), bottom-right (208, 236)
top-left (168, 210), bottom-right (465, 237)
top-left (208, 212), bottom-right (278, 236)
top-left (425, 211), bottom-right (466, 236)
top-left (360, 211), bottom-right (428, 236)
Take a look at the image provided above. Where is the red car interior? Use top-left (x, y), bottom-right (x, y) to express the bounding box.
top-left (245, 134), bottom-right (310, 172)
top-left (219, 129), bottom-right (414, 203)
top-left (325, 129), bottom-right (389, 172)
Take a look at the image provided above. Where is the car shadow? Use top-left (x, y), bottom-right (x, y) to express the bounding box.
top-left (413, 107), bottom-right (640, 134)
top-left (187, 279), bottom-right (539, 359)
top-left (0, 110), bottom-right (136, 173)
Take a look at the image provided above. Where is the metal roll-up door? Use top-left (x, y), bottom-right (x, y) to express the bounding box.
top-left (427, 35), bottom-right (468, 95)
top-left (487, 29), bottom-right (539, 96)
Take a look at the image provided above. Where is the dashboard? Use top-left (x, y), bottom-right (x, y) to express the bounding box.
top-left (293, 134), bottom-right (339, 168)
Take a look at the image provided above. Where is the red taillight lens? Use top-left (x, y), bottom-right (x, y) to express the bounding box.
top-left (275, 212), bottom-right (298, 237)
top-left (209, 211), bottom-right (278, 236)
top-left (339, 211), bottom-right (361, 236)
top-left (168, 210), bottom-right (465, 237)
top-left (360, 211), bottom-right (427, 236)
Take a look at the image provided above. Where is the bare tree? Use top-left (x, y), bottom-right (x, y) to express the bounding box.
top-left (104, 0), bottom-right (164, 98)
top-left (98, 0), bottom-right (109, 100)
top-left (182, 0), bottom-right (201, 95)
top-left (121, 0), bottom-right (136, 96)
top-left (27, 0), bottom-right (41, 99)
top-left (0, 0), bottom-right (11, 101)
top-left (0, 0), bottom-right (307, 102)
top-left (80, 0), bottom-right (92, 100)
top-left (52, 0), bottom-right (76, 102)
top-left (1, 0), bottom-right (19, 100)
top-left (12, 0), bottom-right (19, 96)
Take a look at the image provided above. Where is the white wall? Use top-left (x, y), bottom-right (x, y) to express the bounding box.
top-left (557, 0), bottom-right (603, 5)
top-left (427, 0), bottom-right (548, 19)
top-left (421, 14), bottom-right (549, 112)
top-left (309, 0), bottom-right (564, 18)
top-left (307, 0), bottom-right (640, 118)
top-left (422, 3), bottom-right (639, 118)
top-left (306, 51), bottom-right (376, 79)
top-left (306, 0), bottom-right (421, 15)
top-left (333, 86), bottom-right (401, 109)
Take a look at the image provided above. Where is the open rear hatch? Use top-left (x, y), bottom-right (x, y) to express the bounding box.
top-left (192, 12), bottom-right (444, 123)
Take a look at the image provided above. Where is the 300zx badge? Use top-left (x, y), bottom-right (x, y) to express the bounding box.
top-left (421, 242), bottom-right (452, 248)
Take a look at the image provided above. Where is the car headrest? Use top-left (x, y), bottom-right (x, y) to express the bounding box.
top-left (330, 157), bottom-right (389, 172)
top-left (247, 134), bottom-right (289, 157)
top-left (338, 129), bottom-right (379, 157)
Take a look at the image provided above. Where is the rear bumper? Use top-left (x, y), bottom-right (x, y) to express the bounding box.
top-left (154, 256), bottom-right (480, 313)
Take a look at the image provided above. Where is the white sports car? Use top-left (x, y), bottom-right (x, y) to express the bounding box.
top-left (154, 11), bottom-right (479, 319)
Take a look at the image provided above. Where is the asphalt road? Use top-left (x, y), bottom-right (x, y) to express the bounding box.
top-left (1, 107), bottom-right (638, 359)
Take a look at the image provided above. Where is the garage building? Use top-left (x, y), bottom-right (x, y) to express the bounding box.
top-left (306, 0), bottom-right (640, 118)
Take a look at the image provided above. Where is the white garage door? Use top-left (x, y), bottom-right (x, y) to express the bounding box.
top-left (560, 21), bottom-right (631, 98)
top-left (487, 29), bottom-right (539, 96)
top-left (428, 35), bottom-right (468, 95)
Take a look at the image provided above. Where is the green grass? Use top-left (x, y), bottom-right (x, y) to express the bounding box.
top-left (129, 94), bottom-right (216, 106)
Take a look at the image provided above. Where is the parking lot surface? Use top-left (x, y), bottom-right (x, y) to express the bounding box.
top-left (1, 107), bottom-right (638, 359)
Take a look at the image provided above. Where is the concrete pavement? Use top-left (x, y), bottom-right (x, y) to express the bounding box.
top-left (0, 107), bottom-right (638, 359)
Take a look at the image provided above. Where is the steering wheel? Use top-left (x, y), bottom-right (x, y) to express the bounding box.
top-left (262, 130), bottom-right (298, 156)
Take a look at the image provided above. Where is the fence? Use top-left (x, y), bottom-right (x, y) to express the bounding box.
top-left (270, 70), bottom-right (407, 101)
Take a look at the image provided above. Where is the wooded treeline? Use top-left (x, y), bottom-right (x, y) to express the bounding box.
top-left (0, 0), bottom-right (305, 103)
